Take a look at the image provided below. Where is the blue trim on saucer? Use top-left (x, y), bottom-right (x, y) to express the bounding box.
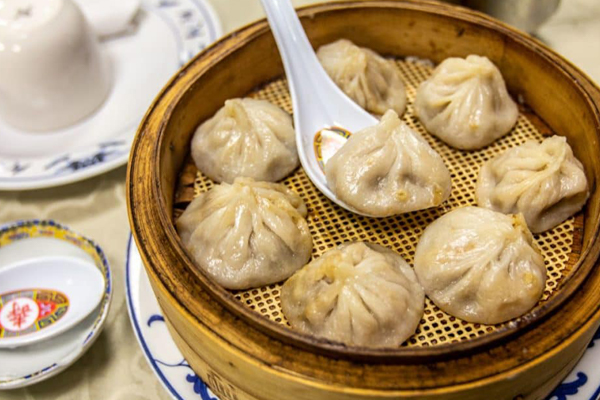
top-left (154, 0), bottom-right (220, 66)
top-left (153, 1), bottom-right (187, 65)
top-left (191, 0), bottom-right (217, 40)
top-left (0, 143), bottom-right (131, 182)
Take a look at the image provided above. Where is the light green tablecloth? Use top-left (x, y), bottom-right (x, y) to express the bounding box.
top-left (0, 0), bottom-right (598, 398)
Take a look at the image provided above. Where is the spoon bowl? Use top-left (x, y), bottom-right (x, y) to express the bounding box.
top-left (260, 0), bottom-right (378, 215)
top-left (0, 256), bottom-right (105, 349)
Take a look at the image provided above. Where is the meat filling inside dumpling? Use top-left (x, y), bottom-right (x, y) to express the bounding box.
top-left (414, 207), bottom-right (546, 325)
top-left (414, 55), bottom-right (518, 150)
top-left (325, 110), bottom-right (452, 217)
top-left (191, 98), bottom-right (299, 183)
top-left (281, 242), bottom-right (424, 347)
top-left (317, 39), bottom-right (407, 116)
top-left (176, 177), bottom-right (312, 290)
top-left (476, 135), bottom-right (589, 233)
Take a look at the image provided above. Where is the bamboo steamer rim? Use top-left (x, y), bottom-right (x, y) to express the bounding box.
top-left (127, 0), bottom-right (600, 362)
top-left (150, 257), bottom-right (600, 396)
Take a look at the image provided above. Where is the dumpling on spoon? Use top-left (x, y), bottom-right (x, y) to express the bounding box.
top-left (176, 177), bottom-right (312, 290)
top-left (414, 206), bottom-right (546, 325)
top-left (317, 39), bottom-right (407, 116)
top-left (191, 98), bottom-right (299, 183)
top-left (324, 110), bottom-right (452, 217)
top-left (476, 135), bottom-right (589, 233)
top-left (414, 55), bottom-right (519, 150)
top-left (281, 241), bottom-right (424, 347)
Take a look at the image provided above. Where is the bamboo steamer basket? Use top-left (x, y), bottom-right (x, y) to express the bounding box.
top-left (127, 1), bottom-right (600, 399)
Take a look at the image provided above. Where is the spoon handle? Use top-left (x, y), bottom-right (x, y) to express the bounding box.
top-left (259, 0), bottom-right (379, 216)
top-left (260, 0), bottom-right (334, 120)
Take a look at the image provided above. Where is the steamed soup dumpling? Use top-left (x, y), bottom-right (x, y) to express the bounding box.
top-left (317, 39), bottom-right (407, 115)
top-left (176, 177), bottom-right (312, 290)
top-left (191, 98), bottom-right (299, 183)
top-left (476, 135), bottom-right (589, 233)
top-left (414, 207), bottom-right (546, 325)
top-left (414, 55), bottom-right (519, 150)
top-left (281, 242), bottom-right (424, 347)
top-left (325, 110), bottom-right (452, 217)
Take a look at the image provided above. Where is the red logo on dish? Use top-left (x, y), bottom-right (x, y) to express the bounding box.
top-left (0, 298), bottom-right (39, 332)
top-left (8, 301), bottom-right (31, 329)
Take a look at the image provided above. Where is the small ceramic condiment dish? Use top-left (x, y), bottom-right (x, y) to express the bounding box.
top-left (0, 256), bottom-right (105, 349)
top-left (0, 220), bottom-right (112, 390)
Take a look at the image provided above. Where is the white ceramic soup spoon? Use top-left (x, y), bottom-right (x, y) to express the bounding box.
top-left (260, 0), bottom-right (378, 215)
top-left (0, 256), bottom-right (105, 348)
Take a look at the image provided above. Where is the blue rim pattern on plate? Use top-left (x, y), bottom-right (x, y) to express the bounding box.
top-left (125, 232), bottom-right (600, 400)
top-left (548, 328), bottom-right (600, 400)
top-left (0, 140), bottom-right (131, 182)
top-left (125, 235), bottom-right (218, 400)
top-left (0, 220), bottom-right (113, 389)
top-left (0, 0), bottom-right (222, 190)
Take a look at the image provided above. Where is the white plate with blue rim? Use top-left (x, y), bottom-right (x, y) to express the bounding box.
top-left (0, 0), bottom-right (222, 191)
top-left (124, 233), bottom-right (600, 400)
top-left (0, 220), bottom-right (113, 390)
top-left (126, 235), bottom-right (218, 400)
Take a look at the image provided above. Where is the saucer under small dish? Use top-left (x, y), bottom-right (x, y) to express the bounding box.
top-left (0, 220), bottom-right (112, 390)
top-left (0, 0), bottom-right (221, 191)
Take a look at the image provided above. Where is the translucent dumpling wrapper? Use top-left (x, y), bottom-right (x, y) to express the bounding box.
top-left (191, 98), bottom-right (299, 183)
top-left (281, 242), bottom-right (424, 347)
top-left (176, 177), bottom-right (312, 290)
top-left (414, 55), bottom-right (519, 150)
top-left (324, 110), bottom-right (452, 217)
top-left (476, 135), bottom-right (589, 233)
top-left (317, 39), bottom-right (407, 116)
top-left (414, 206), bottom-right (546, 325)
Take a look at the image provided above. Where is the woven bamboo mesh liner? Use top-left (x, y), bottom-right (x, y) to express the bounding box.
top-left (177, 57), bottom-right (584, 348)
